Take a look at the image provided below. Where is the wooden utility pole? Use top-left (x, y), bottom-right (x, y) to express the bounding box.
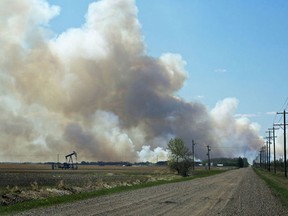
top-left (192, 140), bottom-right (196, 171)
top-left (266, 140), bottom-right (269, 170)
top-left (260, 145), bottom-right (266, 168)
top-left (259, 150), bottom-right (262, 167)
top-left (266, 130), bottom-right (272, 172)
top-left (275, 110), bottom-right (287, 177)
top-left (207, 145), bottom-right (211, 170)
top-left (269, 127), bottom-right (278, 174)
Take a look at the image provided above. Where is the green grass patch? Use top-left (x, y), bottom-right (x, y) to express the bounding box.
top-left (254, 168), bottom-right (288, 207)
top-left (0, 169), bottom-right (226, 215)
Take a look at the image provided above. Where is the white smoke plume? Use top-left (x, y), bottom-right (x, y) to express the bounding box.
top-left (0, 0), bottom-right (262, 163)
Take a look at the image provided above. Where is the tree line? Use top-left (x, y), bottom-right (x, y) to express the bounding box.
top-left (167, 138), bottom-right (249, 176)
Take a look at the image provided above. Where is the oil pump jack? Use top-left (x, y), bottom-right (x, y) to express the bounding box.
top-left (64, 151), bottom-right (78, 169)
top-left (52, 151), bottom-right (78, 170)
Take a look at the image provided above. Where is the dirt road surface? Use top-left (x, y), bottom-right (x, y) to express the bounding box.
top-left (15, 167), bottom-right (288, 216)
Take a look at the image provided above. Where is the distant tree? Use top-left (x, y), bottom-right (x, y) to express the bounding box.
top-left (242, 158), bottom-right (249, 167)
top-left (167, 138), bottom-right (192, 177)
top-left (204, 157), bottom-right (249, 167)
top-left (238, 157), bottom-right (244, 168)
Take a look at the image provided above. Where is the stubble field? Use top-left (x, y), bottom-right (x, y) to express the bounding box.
top-left (0, 163), bottom-right (176, 206)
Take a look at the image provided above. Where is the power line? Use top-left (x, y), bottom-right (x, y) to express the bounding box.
top-left (281, 97), bottom-right (288, 110)
top-left (273, 97), bottom-right (288, 125)
top-left (273, 114), bottom-right (282, 125)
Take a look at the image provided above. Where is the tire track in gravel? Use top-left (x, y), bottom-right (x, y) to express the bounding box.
top-left (15, 167), bottom-right (288, 216)
top-left (221, 167), bottom-right (288, 216)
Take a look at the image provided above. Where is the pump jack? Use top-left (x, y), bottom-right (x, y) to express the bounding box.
top-left (52, 151), bottom-right (78, 170)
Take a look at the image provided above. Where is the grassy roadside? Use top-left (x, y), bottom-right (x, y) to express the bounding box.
top-left (0, 169), bottom-right (225, 215)
top-left (254, 168), bottom-right (288, 207)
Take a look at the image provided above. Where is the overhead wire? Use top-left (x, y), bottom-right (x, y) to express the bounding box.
top-left (273, 97), bottom-right (288, 125)
top-left (272, 97), bottom-right (288, 154)
top-left (256, 97), bottom-right (288, 160)
top-left (282, 97), bottom-right (288, 110)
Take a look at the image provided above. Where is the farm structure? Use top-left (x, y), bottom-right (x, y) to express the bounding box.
top-left (52, 151), bottom-right (78, 170)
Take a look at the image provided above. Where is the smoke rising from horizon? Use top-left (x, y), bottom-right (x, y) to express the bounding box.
top-left (0, 0), bottom-right (262, 163)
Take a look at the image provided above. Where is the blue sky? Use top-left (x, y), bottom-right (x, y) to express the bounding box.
top-left (47, 0), bottom-right (288, 136)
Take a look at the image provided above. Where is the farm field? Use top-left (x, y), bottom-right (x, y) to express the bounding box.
top-left (0, 164), bottom-right (173, 186)
top-left (13, 167), bottom-right (288, 216)
top-left (0, 163), bottom-right (177, 206)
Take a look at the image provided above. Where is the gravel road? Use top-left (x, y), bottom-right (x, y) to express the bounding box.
top-left (15, 167), bottom-right (288, 216)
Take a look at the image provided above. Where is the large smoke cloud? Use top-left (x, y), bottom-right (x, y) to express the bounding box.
top-left (0, 0), bottom-right (262, 163)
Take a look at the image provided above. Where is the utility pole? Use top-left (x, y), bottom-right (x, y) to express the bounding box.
top-left (266, 140), bottom-right (269, 170)
top-left (275, 110), bottom-right (287, 177)
top-left (259, 150), bottom-right (262, 168)
top-left (264, 141), bottom-right (268, 169)
top-left (207, 145), bottom-right (211, 170)
top-left (192, 140), bottom-right (196, 171)
top-left (269, 127), bottom-right (278, 174)
top-left (260, 145), bottom-right (266, 168)
top-left (266, 130), bottom-right (272, 172)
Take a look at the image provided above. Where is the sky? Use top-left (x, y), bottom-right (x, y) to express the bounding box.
top-left (1, 0), bottom-right (288, 163)
top-left (47, 0), bottom-right (288, 132)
